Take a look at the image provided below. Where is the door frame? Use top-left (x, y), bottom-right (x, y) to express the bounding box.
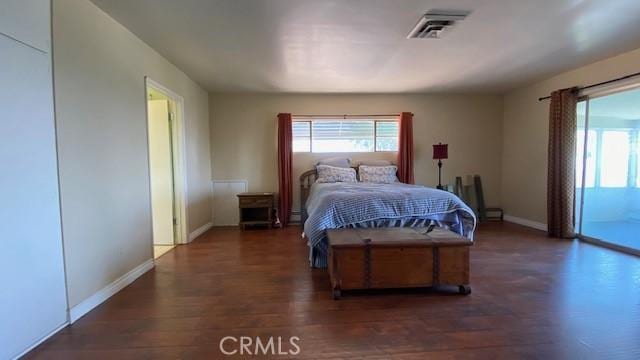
top-left (579, 235), bottom-right (640, 257)
top-left (144, 77), bottom-right (189, 246)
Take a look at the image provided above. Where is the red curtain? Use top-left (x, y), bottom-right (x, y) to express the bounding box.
top-left (397, 112), bottom-right (414, 184)
top-left (277, 113), bottom-right (293, 227)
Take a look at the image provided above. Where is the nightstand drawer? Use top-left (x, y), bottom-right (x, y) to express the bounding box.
top-left (239, 197), bottom-right (272, 208)
top-left (237, 192), bottom-right (276, 230)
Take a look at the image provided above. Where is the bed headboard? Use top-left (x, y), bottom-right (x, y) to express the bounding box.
top-left (299, 166), bottom-right (359, 225)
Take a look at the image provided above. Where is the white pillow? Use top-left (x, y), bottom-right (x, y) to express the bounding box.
top-left (316, 157), bottom-right (351, 168)
top-left (358, 159), bottom-right (392, 166)
top-left (358, 165), bottom-right (399, 184)
top-left (316, 165), bottom-right (357, 183)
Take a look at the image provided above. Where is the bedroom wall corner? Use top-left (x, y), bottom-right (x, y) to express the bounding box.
top-left (501, 47), bottom-right (640, 224)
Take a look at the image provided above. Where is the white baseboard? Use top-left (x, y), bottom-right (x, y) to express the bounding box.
top-left (12, 321), bottom-right (69, 360)
top-left (188, 221), bottom-right (213, 242)
top-left (211, 223), bottom-right (239, 227)
top-left (504, 214), bottom-right (547, 232)
top-left (69, 259), bottom-right (154, 323)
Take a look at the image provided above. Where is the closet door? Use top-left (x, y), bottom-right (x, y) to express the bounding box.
top-left (0, 26), bottom-right (68, 360)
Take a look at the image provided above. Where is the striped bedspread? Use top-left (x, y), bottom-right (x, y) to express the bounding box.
top-left (303, 182), bottom-right (476, 268)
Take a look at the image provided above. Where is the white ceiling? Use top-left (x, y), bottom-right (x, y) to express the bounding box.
top-left (90, 0), bottom-right (640, 94)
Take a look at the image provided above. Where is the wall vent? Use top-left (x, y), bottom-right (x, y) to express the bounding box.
top-left (407, 10), bottom-right (470, 39)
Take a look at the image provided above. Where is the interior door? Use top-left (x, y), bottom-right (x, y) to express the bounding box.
top-left (148, 99), bottom-right (175, 245)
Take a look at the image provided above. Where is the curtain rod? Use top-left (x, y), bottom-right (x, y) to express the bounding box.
top-left (292, 114), bottom-right (405, 118)
top-left (538, 71), bottom-right (640, 101)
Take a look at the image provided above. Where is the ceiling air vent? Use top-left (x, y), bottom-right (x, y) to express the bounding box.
top-left (407, 10), bottom-right (470, 39)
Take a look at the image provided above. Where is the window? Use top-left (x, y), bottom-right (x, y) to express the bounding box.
top-left (292, 121), bottom-right (311, 152)
top-left (600, 131), bottom-right (630, 187)
top-left (312, 120), bottom-right (374, 152)
top-left (375, 121), bottom-right (399, 151)
top-left (292, 118), bottom-right (399, 153)
top-left (575, 128), bottom-right (636, 188)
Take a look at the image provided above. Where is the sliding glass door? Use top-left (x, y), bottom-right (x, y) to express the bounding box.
top-left (575, 86), bottom-right (640, 254)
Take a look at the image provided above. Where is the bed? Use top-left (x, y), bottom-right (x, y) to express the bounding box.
top-left (300, 167), bottom-right (476, 268)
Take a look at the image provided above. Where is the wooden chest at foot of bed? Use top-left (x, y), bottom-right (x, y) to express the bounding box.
top-left (326, 227), bottom-right (472, 299)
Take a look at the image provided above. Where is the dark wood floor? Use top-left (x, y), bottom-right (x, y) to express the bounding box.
top-left (28, 223), bottom-right (640, 359)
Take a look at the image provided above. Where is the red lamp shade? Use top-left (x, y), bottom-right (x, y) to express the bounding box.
top-left (433, 143), bottom-right (448, 160)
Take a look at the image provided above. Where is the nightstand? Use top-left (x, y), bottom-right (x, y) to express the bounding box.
top-left (237, 192), bottom-right (275, 230)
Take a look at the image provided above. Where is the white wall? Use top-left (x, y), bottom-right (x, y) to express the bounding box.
top-left (210, 93), bottom-right (504, 219)
top-left (52, 0), bottom-right (211, 309)
top-left (502, 47), bottom-right (640, 223)
top-left (0, 0), bottom-right (51, 52)
top-left (0, 1), bottom-right (69, 358)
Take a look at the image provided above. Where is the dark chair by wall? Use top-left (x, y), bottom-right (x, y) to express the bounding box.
top-left (473, 175), bottom-right (503, 222)
top-left (454, 176), bottom-right (465, 202)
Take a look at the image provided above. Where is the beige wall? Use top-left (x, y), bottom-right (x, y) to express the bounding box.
top-left (53, 0), bottom-right (211, 307)
top-left (210, 93), bottom-right (503, 218)
top-left (502, 47), bottom-right (640, 224)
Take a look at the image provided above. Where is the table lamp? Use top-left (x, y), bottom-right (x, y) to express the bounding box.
top-left (432, 143), bottom-right (448, 190)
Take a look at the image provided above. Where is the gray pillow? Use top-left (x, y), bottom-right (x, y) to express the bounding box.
top-left (316, 157), bottom-right (351, 168)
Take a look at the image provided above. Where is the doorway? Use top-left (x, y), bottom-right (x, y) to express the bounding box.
top-left (145, 78), bottom-right (188, 259)
top-left (575, 84), bottom-right (640, 256)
